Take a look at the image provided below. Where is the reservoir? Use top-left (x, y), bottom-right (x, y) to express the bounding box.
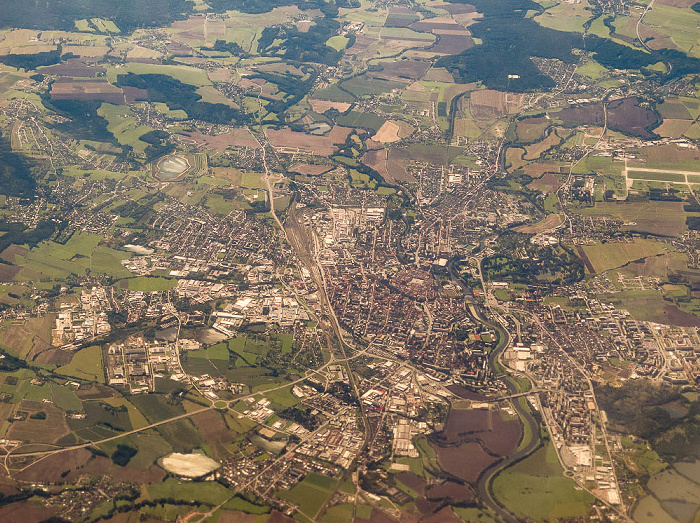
top-left (156, 154), bottom-right (190, 180)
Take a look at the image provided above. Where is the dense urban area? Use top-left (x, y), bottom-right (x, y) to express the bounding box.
top-left (0, 0), bottom-right (699, 521)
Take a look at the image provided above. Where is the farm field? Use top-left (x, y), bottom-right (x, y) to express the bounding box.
top-left (628, 170), bottom-right (688, 183)
top-left (17, 233), bottom-right (131, 281)
top-left (0, 0), bottom-right (699, 521)
top-left (492, 442), bottom-right (593, 521)
top-left (574, 201), bottom-right (694, 237)
top-left (431, 407), bottom-right (521, 483)
top-left (580, 239), bottom-right (667, 274)
top-left (277, 473), bottom-right (336, 518)
top-left (98, 103), bottom-right (153, 154)
top-left (129, 393), bottom-right (186, 423)
top-left (7, 400), bottom-right (70, 444)
top-left (147, 477), bottom-right (232, 506)
top-left (102, 397), bottom-right (150, 429)
top-left (514, 213), bottom-right (563, 234)
top-left (106, 63), bottom-right (212, 86)
top-left (121, 276), bottom-right (177, 291)
top-left (630, 144), bottom-right (700, 171)
top-left (265, 127), bottom-right (352, 156)
top-left (524, 131), bottom-right (561, 159)
top-left (0, 313), bottom-right (54, 359)
top-left (57, 346), bottom-right (104, 382)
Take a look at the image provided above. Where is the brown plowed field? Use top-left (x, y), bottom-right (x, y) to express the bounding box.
top-left (557, 98), bottom-right (661, 139)
top-left (1, 245), bottom-right (28, 264)
top-left (289, 163), bottom-right (332, 175)
top-left (663, 304), bottom-right (700, 327)
top-left (15, 448), bottom-right (94, 483)
top-left (308, 100), bottom-right (352, 113)
top-left (470, 90), bottom-right (523, 119)
top-left (191, 409), bottom-right (235, 460)
top-left (267, 511), bottom-right (298, 523)
top-left (421, 506), bottom-right (464, 523)
top-left (446, 384), bottom-right (487, 400)
top-left (426, 481), bottom-right (474, 503)
top-left (431, 407), bottom-right (522, 483)
top-left (0, 501), bottom-right (57, 523)
top-left (40, 60), bottom-right (105, 77)
top-left (434, 442), bottom-right (498, 482)
top-left (8, 400), bottom-right (69, 444)
top-left (35, 348), bottom-right (73, 366)
top-left (375, 60), bottom-right (430, 81)
top-left (265, 127), bottom-right (351, 156)
top-left (430, 33), bottom-right (473, 54)
top-left (178, 129), bottom-right (261, 150)
top-left (50, 79), bottom-right (125, 104)
top-left (217, 511), bottom-right (258, 523)
top-left (514, 213), bottom-right (563, 234)
top-left (397, 471), bottom-right (426, 494)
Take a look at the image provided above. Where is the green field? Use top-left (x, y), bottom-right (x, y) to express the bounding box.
top-left (147, 478), bottom-right (232, 506)
top-left (122, 276), bottom-right (177, 291)
top-left (102, 397), bottom-right (150, 429)
top-left (207, 343), bottom-right (230, 360)
top-left (321, 503), bottom-right (354, 523)
top-left (140, 504), bottom-right (194, 521)
top-left (380, 27), bottom-right (435, 41)
top-left (90, 18), bottom-right (120, 33)
top-left (599, 288), bottom-right (693, 324)
top-left (492, 442), bottom-right (593, 521)
top-left (581, 239), bottom-right (667, 273)
top-left (129, 394), bottom-right (185, 423)
top-left (310, 84), bottom-right (355, 103)
top-left (184, 342), bottom-right (232, 376)
top-left (227, 336), bottom-right (272, 366)
top-left (221, 495), bottom-right (270, 514)
top-left (534, 1), bottom-right (591, 33)
top-left (57, 346), bottom-right (104, 382)
top-left (643, 4), bottom-right (700, 57)
top-left (571, 155), bottom-right (624, 176)
top-left (574, 60), bottom-right (608, 80)
top-left (98, 103), bottom-right (153, 154)
top-left (18, 232), bottom-right (130, 281)
top-left (74, 19), bottom-right (95, 32)
top-left (454, 117), bottom-right (484, 139)
top-left (574, 201), bottom-right (692, 237)
top-left (10, 379), bottom-right (50, 403)
top-left (621, 436), bottom-right (667, 477)
top-left (277, 473), bottom-right (335, 517)
top-left (340, 77), bottom-right (405, 98)
top-left (265, 385), bottom-right (300, 409)
top-left (336, 110), bottom-right (386, 131)
top-left (152, 102), bottom-right (188, 120)
top-left (279, 333), bottom-right (293, 353)
top-left (49, 383), bottom-right (83, 411)
top-left (155, 418), bottom-right (203, 452)
top-left (240, 172), bottom-right (266, 189)
top-left (627, 171), bottom-right (686, 183)
top-left (106, 63), bottom-right (212, 86)
top-left (326, 35), bottom-right (350, 51)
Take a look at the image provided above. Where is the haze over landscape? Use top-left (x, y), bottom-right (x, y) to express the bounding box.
top-left (0, 0), bottom-right (699, 521)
